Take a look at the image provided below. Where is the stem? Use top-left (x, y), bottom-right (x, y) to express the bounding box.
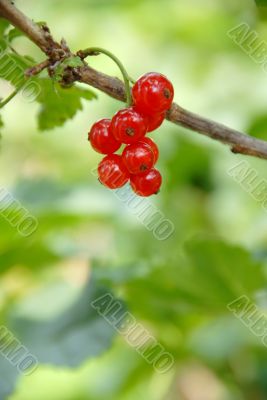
top-left (0, 88), bottom-right (20, 109)
top-left (0, 0), bottom-right (50, 52)
top-left (0, 74), bottom-right (30, 110)
top-left (79, 47), bottom-right (133, 107)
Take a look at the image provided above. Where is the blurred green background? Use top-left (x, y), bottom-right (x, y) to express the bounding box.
top-left (1, 0), bottom-right (267, 399)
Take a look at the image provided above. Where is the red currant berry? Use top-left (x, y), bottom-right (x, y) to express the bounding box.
top-left (130, 168), bottom-right (162, 197)
top-left (88, 119), bottom-right (121, 154)
top-left (140, 137), bottom-right (159, 164)
top-left (111, 107), bottom-right (147, 144)
top-left (132, 73), bottom-right (174, 114)
top-left (98, 154), bottom-right (129, 189)
top-left (122, 142), bottom-right (155, 175)
top-left (146, 112), bottom-right (165, 132)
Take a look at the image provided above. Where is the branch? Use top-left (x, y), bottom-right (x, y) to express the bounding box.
top-left (1, 0), bottom-right (267, 160)
top-left (0, 0), bottom-right (53, 53)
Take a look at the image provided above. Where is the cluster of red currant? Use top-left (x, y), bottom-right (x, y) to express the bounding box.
top-left (88, 72), bottom-right (174, 197)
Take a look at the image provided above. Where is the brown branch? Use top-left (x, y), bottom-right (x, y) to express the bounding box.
top-left (0, 0), bottom-right (53, 53)
top-left (1, 0), bottom-right (267, 160)
top-left (25, 59), bottom-right (50, 77)
top-left (0, 0), bottom-right (66, 59)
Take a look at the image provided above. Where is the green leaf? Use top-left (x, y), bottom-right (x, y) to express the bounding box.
top-left (54, 56), bottom-right (85, 83)
top-left (248, 114), bottom-right (267, 139)
top-left (36, 79), bottom-right (97, 131)
top-left (0, 25), bottom-right (36, 92)
top-left (8, 276), bottom-right (123, 367)
top-left (255, 0), bottom-right (267, 6)
top-left (0, 277), bottom-right (123, 399)
top-left (0, 53), bottom-right (34, 89)
top-left (0, 21), bottom-right (24, 52)
top-left (255, 0), bottom-right (267, 19)
top-left (7, 27), bottom-right (25, 43)
top-left (181, 238), bottom-right (265, 305)
top-left (0, 18), bottom-right (9, 36)
top-left (0, 18), bottom-right (9, 50)
top-left (165, 136), bottom-right (214, 192)
top-left (0, 20), bottom-right (26, 50)
top-left (114, 238), bottom-right (265, 326)
top-left (0, 241), bottom-right (60, 274)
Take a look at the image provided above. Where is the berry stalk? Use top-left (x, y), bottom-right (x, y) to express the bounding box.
top-left (78, 47), bottom-right (133, 107)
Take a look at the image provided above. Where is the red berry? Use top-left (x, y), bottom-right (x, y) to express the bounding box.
top-left (98, 154), bottom-right (129, 189)
top-left (132, 73), bottom-right (174, 114)
top-left (130, 168), bottom-right (162, 197)
top-left (89, 119), bottom-right (121, 154)
top-left (139, 137), bottom-right (159, 164)
top-left (122, 142), bottom-right (155, 175)
top-left (146, 112), bottom-right (165, 132)
top-left (111, 107), bottom-right (147, 144)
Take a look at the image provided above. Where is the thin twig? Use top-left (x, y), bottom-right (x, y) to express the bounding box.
top-left (25, 59), bottom-right (50, 77)
top-left (0, 87), bottom-right (19, 109)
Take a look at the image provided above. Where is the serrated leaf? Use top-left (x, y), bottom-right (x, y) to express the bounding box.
top-left (36, 79), bottom-right (96, 131)
top-left (0, 53), bottom-right (34, 89)
top-left (0, 26), bottom-right (35, 91)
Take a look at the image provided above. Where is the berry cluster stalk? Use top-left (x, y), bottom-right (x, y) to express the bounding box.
top-left (78, 47), bottom-right (133, 107)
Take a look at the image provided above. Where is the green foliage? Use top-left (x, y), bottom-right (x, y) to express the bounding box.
top-left (0, 277), bottom-right (123, 399)
top-left (7, 28), bottom-right (25, 43)
top-left (0, 27), bottom-right (95, 133)
top-left (255, 0), bottom-right (267, 19)
top-left (255, 0), bottom-right (267, 6)
top-left (9, 277), bottom-right (121, 367)
top-left (0, 53), bottom-right (32, 88)
top-left (53, 56), bottom-right (85, 83)
top-left (110, 238), bottom-right (265, 323)
top-left (0, 53), bottom-right (96, 132)
top-left (0, 18), bottom-right (9, 37)
top-left (36, 79), bottom-right (96, 131)
top-left (0, 17), bottom-right (36, 100)
top-left (248, 114), bottom-right (267, 139)
top-left (165, 136), bottom-right (214, 191)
